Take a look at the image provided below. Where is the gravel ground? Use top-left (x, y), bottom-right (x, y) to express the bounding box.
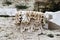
top-left (0, 17), bottom-right (60, 40)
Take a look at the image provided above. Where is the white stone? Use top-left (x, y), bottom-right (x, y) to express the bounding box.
top-left (45, 11), bottom-right (60, 26)
top-left (0, 8), bottom-right (17, 16)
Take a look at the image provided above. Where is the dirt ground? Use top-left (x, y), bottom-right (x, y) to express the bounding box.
top-left (0, 17), bottom-right (60, 40)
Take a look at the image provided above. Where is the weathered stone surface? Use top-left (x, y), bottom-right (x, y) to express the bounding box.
top-left (0, 17), bottom-right (60, 40)
top-left (0, 0), bottom-right (35, 11)
top-left (0, 0), bottom-right (60, 12)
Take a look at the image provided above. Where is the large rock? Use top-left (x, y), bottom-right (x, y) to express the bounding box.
top-left (45, 11), bottom-right (60, 30)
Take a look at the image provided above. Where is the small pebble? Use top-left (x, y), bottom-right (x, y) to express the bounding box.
top-left (38, 33), bottom-right (45, 36)
top-left (56, 34), bottom-right (60, 36)
top-left (47, 34), bottom-right (54, 38)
